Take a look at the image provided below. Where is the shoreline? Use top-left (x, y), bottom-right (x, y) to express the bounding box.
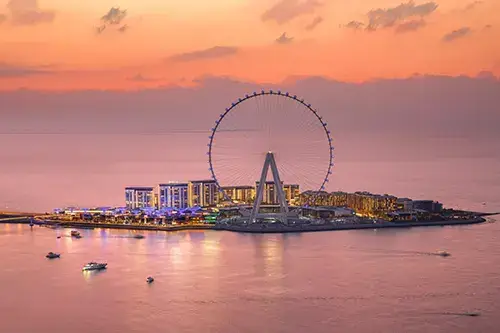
top-left (0, 216), bottom-right (491, 233)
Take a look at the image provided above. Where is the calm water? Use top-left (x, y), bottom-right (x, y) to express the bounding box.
top-left (1, 223), bottom-right (499, 333)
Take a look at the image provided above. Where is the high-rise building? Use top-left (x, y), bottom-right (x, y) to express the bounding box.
top-left (188, 180), bottom-right (217, 207)
top-left (254, 181), bottom-right (300, 205)
top-left (284, 184), bottom-right (300, 205)
top-left (125, 187), bottom-right (154, 209)
top-left (221, 185), bottom-right (255, 203)
top-left (157, 183), bottom-right (189, 209)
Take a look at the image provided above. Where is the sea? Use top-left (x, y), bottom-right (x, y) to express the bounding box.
top-left (0, 219), bottom-right (499, 333)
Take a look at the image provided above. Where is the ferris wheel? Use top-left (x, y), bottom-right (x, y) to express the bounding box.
top-left (207, 90), bottom-right (334, 215)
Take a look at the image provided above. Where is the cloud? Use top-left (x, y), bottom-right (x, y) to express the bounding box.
top-left (101, 7), bottom-right (127, 25)
top-left (6, 0), bottom-right (55, 25)
top-left (262, 0), bottom-right (321, 24)
top-left (344, 21), bottom-right (365, 30)
top-left (464, 1), bottom-right (483, 11)
top-left (275, 32), bottom-right (294, 44)
top-left (118, 24), bottom-right (129, 33)
top-left (169, 46), bottom-right (239, 62)
top-left (395, 19), bottom-right (426, 33)
top-left (0, 63), bottom-right (54, 78)
top-left (96, 7), bottom-right (129, 35)
top-left (126, 74), bottom-right (160, 82)
top-left (442, 27), bottom-right (472, 42)
top-left (366, 1), bottom-right (438, 30)
top-left (305, 16), bottom-right (323, 31)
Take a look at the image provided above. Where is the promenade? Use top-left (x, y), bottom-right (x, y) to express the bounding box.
top-left (0, 213), bottom-right (492, 234)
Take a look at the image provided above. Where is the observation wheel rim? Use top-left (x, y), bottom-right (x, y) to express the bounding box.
top-left (207, 90), bottom-right (334, 203)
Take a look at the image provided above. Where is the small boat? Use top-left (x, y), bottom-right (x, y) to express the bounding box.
top-left (82, 262), bottom-right (107, 271)
top-left (70, 230), bottom-right (81, 237)
top-left (133, 234), bottom-right (145, 239)
top-left (437, 250), bottom-right (451, 257)
top-left (146, 276), bottom-right (154, 283)
top-left (56, 235), bottom-right (61, 239)
top-left (46, 252), bottom-right (61, 259)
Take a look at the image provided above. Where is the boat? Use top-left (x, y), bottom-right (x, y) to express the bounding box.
top-left (82, 262), bottom-right (107, 271)
top-left (46, 252), bottom-right (61, 259)
top-left (133, 234), bottom-right (145, 239)
top-left (71, 230), bottom-right (82, 238)
top-left (56, 235), bottom-right (61, 239)
top-left (437, 250), bottom-right (451, 257)
top-left (146, 276), bottom-right (154, 283)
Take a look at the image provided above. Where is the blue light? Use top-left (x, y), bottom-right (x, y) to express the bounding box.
top-left (245, 94), bottom-right (249, 98)
top-left (327, 130), bottom-right (331, 134)
top-left (220, 114), bottom-right (224, 117)
top-left (206, 152), bottom-right (210, 155)
top-left (270, 90), bottom-right (273, 94)
top-left (253, 91), bottom-right (257, 95)
top-left (329, 138), bottom-right (332, 142)
top-left (225, 108), bottom-right (229, 112)
top-left (232, 102), bottom-right (235, 106)
top-left (261, 90), bottom-right (265, 94)
top-left (285, 92), bottom-right (289, 96)
top-left (293, 95), bottom-right (297, 99)
top-left (328, 171), bottom-right (332, 174)
top-left (277, 90), bottom-right (281, 94)
top-left (211, 128), bottom-right (215, 131)
top-left (238, 98), bottom-right (242, 102)
top-left (307, 104), bottom-right (311, 107)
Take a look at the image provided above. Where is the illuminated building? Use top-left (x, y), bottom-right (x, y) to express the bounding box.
top-left (254, 181), bottom-right (300, 205)
top-left (157, 182), bottom-right (188, 209)
top-left (284, 184), bottom-right (300, 205)
top-left (298, 191), bottom-right (397, 217)
top-left (220, 185), bottom-right (255, 203)
top-left (188, 180), bottom-right (217, 207)
top-left (125, 187), bottom-right (154, 209)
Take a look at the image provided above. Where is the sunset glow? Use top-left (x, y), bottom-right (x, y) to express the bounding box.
top-left (0, 0), bottom-right (498, 90)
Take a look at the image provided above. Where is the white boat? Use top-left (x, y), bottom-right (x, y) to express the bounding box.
top-left (82, 262), bottom-right (107, 271)
top-left (46, 252), bottom-right (61, 259)
top-left (146, 276), bottom-right (154, 283)
top-left (71, 230), bottom-right (82, 238)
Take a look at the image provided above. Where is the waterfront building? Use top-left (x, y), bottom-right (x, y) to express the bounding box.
top-left (284, 184), bottom-right (300, 205)
top-left (220, 185), bottom-right (255, 203)
top-left (188, 180), bottom-right (217, 207)
top-left (297, 191), bottom-right (397, 217)
top-left (125, 187), bottom-right (154, 209)
top-left (157, 183), bottom-right (188, 209)
top-left (255, 181), bottom-right (282, 205)
top-left (254, 181), bottom-right (300, 205)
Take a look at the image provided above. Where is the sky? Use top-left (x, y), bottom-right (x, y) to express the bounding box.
top-left (0, 1), bottom-right (499, 212)
top-left (0, 0), bottom-right (499, 89)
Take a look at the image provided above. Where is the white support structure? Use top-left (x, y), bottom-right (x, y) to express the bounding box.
top-left (250, 152), bottom-right (289, 224)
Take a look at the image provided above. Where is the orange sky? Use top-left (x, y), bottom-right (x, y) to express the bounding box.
top-left (0, 0), bottom-right (498, 90)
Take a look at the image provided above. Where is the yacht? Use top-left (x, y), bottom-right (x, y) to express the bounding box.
top-left (82, 262), bottom-right (107, 271)
top-left (146, 276), bottom-right (154, 283)
top-left (46, 252), bottom-right (61, 259)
